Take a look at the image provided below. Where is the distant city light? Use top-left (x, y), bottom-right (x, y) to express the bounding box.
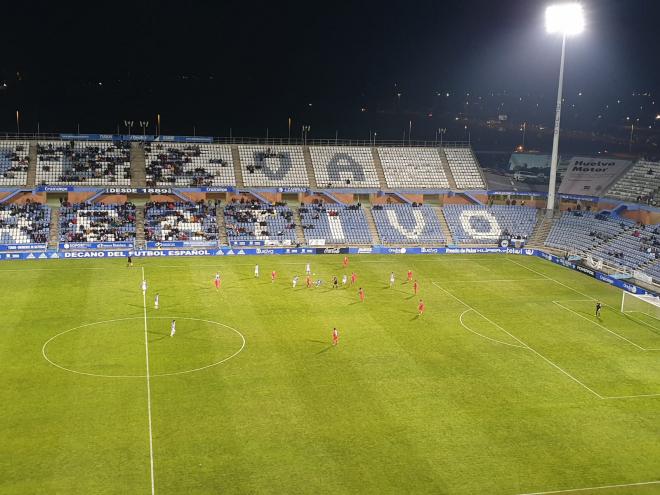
top-left (545, 4), bottom-right (585, 35)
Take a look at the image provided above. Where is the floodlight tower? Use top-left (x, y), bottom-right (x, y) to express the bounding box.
top-left (545, 3), bottom-right (585, 216)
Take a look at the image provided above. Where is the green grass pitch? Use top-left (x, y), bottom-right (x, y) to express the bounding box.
top-left (1, 254), bottom-right (660, 494)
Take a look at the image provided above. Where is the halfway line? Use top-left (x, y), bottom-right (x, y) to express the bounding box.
top-left (141, 267), bottom-right (156, 495)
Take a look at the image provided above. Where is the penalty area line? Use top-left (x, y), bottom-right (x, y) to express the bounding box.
top-left (514, 479), bottom-right (660, 495)
top-left (432, 282), bottom-right (603, 399)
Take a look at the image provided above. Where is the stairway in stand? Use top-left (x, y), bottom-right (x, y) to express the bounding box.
top-left (216, 204), bottom-right (228, 246)
top-left (293, 206), bottom-right (307, 245)
top-left (231, 145), bottom-right (244, 187)
top-left (433, 206), bottom-right (454, 245)
top-left (130, 143), bottom-right (147, 187)
top-left (47, 208), bottom-right (60, 250)
top-left (370, 148), bottom-right (388, 191)
top-left (27, 140), bottom-right (38, 187)
top-left (364, 207), bottom-right (381, 245)
top-left (302, 146), bottom-right (318, 188)
top-left (437, 148), bottom-right (458, 189)
top-left (135, 205), bottom-right (145, 249)
top-left (526, 211), bottom-right (554, 248)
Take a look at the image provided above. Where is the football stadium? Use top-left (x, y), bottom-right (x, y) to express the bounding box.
top-left (2, 2), bottom-right (660, 495)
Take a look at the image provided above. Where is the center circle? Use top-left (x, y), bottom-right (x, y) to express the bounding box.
top-left (42, 316), bottom-right (246, 378)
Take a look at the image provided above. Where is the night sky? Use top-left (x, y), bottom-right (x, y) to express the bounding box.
top-left (2, 0), bottom-right (659, 150)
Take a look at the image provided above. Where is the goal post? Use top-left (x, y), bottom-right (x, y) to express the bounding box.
top-left (620, 291), bottom-right (660, 320)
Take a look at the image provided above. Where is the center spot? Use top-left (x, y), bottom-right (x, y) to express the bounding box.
top-left (43, 317), bottom-right (245, 378)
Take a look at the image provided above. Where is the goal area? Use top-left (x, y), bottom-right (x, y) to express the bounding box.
top-left (620, 291), bottom-right (660, 320)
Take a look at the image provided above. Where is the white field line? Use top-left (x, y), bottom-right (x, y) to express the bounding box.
top-left (507, 258), bottom-right (595, 301)
top-left (515, 479), bottom-right (660, 495)
top-left (432, 282), bottom-right (603, 399)
top-left (41, 316), bottom-right (246, 378)
top-left (141, 267), bottom-right (156, 495)
top-left (446, 278), bottom-right (548, 283)
top-left (0, 256), bottom-right (511, 273)
top-left (622, 311), bottom-right (660, 339)
top-left (552, 301), bottom-right (648, 351)
top-left (459, 309), bottom-right (526, 348)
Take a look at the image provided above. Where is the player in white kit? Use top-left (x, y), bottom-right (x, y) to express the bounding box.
top-left (170, 319), bottom-right (176, 337)
top-left (154, 293), bottom-right (159, 310)
top-left (141, 279), bottom-right (147, 293)
top-left (305, 263), bottom-right (311, 275)
top-left (254, 264), bottom-right (259, 277)
top-left (342, 274), bottom-right (347, 285)
top-left (389, 272), bottom-right (395, 287)
top-left (292, 275), bottom-right (299, 288)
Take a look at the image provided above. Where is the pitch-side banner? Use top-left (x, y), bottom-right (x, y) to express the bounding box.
top-left (558, 156), bottom-right (632, 196)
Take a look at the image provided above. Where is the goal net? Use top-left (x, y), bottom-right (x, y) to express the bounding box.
top-left (620, 291), bottom-right (660, 320)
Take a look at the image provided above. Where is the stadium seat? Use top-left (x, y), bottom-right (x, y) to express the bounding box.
top-left (606, 160), bottom-right (660, 204)
top-left (0, 141), bottom-right (30, 186)
top-left (238, 146), bottom-right (309, 187)
top-left (0, 203), bottom-right (50, 245)
top-left (443, 204), bottom-right (537, 243)
top-left (145, 202), bottom-right (218, 242)
top-left (224, 201), bottom-right (297, 245)
top-left (444, 148), bottom-right (485, 189)
top-left (300, 204), bottom-right (372, 244)
top-left (377, 147), bottom-right (450, 189)
top-left (145, 143), bottom-right (236, 187)
top-left (546, 210), bottom-right (660, 272)
top-left (310, 146), bottom-right (380, 188)
top-left (59, 203), bottom-right (136, 243)
top-left (37, 141), bottom-right (131, 185)
top-left (371, 204), bottom-right (445, 244)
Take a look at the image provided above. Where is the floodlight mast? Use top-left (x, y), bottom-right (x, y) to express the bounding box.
top-left (545, 3), bottom-right (584, 217)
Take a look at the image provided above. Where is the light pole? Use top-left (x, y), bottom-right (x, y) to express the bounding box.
top-left (437, 128), bottom-right (447, 147)
top-left (301, 125), bottom-right (310, 145)
top-left (545, 3), bottom-right (585, 216)
top-left (139, 121), bottom-right (149, 137)
top-left (123, 120), bottom-right (134, 136)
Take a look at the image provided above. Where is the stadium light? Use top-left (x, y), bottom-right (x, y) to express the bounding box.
top-left (545, 4), bottom-right (585, 35)
top-left (545, 3), bottom-right (585, 216)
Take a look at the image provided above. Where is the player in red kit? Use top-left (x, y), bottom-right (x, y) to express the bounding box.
top-left (418, 299), bottom-right (425, 316)
top-left (214, 272), bottom-right (221, 290)
top-left (271, 270), bottom-right (277, 283)
top-left (407, 269), bottom-right (413, 282)
top-left (413, 279), bottom-right (419, 295)
top-left (343, 255), bottom-right (349, 268)
top-left (332, 327), bottom-right (339, 346)
top-left (350, 272), bottom-right (357, 285)
top-left (358, 287), bottom-right (365, 302)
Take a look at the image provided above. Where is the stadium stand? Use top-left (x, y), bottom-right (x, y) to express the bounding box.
top-left (444, 148), bottom-right (485, 189)
top-left (0, 203), bottom-right (50, 245)
top-left (545, 211), bottom-right (626, 254)
top-left (371, 204), bottom-right (445, 244)
top-left (300, 204), bottom-right (372, 244)
top-left (59, 203), bottom-right (136, 243)
top-left (546, 210), bottom-right (660, 271)
top-left (643, 259), bottom-right (660, 280)
top-left (238, 146), bottom-right (309, 187)
top-left (145, 143), bottom-right (235, 187)
top-left (606, 160), bottom-right (660, 204)
top-left (37, 141), bottom-right (131, 185)
top-left (224, 201), bottom-right (297, 244)
top-left (377, 147), bottom-right (450, 189)
top-left (145, 202), bottom-right (218, 242)
top-left (0, 141), bottom-right (30, 186)
top-left (310, 146), bottom-right (380, 188)
top-left (443, 204), bottom-right (537, 243)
